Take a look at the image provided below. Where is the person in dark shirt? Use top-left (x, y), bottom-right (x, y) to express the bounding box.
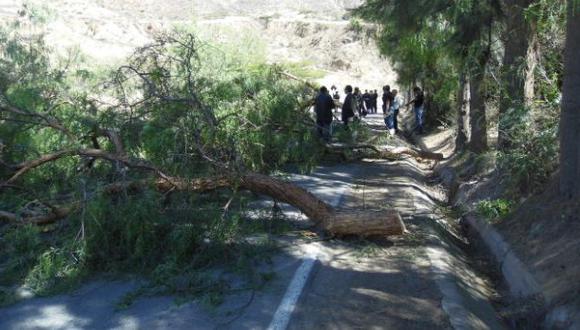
top-left (406, 86), bottom-right (426, 134)
top-left (382, 85), bottom-right (393, 115)
top-left (363, 90), bottom-right (371, 115)
top-left (314, 86), bottom-right (335, 141)
top-left (332, 90), bottom-right (340, 112)
top-left (342, 85), bottom-right (357, 129)
top-left (371, 90), bottom-right (378, 113)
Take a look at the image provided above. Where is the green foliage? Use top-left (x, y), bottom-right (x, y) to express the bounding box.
top-left (24, 241), bottom-right (86, 296)
top-left (527, 0), bottom-right (567, 104)
top-left (0, 225), bottom-right (43, 305)
top-left (498, 103), bottom-right (560, 194)
top-left (282, 61), bottom-right (326, 80)
top-left (353, 0), bottom-right (501, 123)
top-left (0, 23), bottom-right (317, 307)
top-left (476, 199), bottom-right (514, 222)
top-left (348, 18), bottom-right (364, 34)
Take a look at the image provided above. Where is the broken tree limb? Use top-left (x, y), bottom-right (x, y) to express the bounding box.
top-left (2, 148), bottom-right (173, 188)
top-left (3, 153), bottom-right (406, 236)
top-left (325, 143), bottom-right (443, 161)
top-left (94, 128), bottom-right (126, 156)
top-left (109, 173), bottom-right (405, 236)
top-left (0, 206), bottom-right (74, 225)
top-left (280, 71), bottom-right (318, 90)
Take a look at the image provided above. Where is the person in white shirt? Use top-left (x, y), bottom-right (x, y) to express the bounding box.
top-left (391, 89), bottom-right (401, 133)
top-left (385, 89), bottom-right (401, 135)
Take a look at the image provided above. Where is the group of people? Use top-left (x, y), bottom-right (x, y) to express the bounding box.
top-left (314, 84), bottom-right (426, 141)
top-left (330, 86), bottom-right (379, 116)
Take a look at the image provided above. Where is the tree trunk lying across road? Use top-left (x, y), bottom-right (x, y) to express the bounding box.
top-left (106, 173), bottom-right (406, 237)
top-left (1, 150), bottom-right (406, 236)
top-left (239, 173), bottom-right (406, 236)
top-left (2, 173), bottom-right (406, 237)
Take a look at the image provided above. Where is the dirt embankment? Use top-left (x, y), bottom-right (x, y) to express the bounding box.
top-left (435, 145), bottom-right (580, 327)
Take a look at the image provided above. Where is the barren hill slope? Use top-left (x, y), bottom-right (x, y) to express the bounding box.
top-left (1, 0), bottom-right (396, 89)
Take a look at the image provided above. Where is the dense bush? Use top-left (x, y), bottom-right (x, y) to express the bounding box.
top-left (498, 102), bottom-right (560, 195)
top-left (476, 198), bottom-right (514, 222)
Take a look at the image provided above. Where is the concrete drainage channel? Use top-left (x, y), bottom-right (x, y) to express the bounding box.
top-left (464, 215), bottom-right (580, 329)
top-left (424, 231), bottom-right (506, 329)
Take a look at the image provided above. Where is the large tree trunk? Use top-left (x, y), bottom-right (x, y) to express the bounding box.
top-left (468, 67), bottom-right (488, 153)
top-left (499, 0), bottom-right (538, 150)
top-left (0, 145), bottom-right (418, 236)
top-left (242, 173), bottom-right (406, 236)
top-left (115, 174), bottom-right (407, 236)
top-left (455, 71), bottom-right (469, 152)
top-left (559, 0), bottom-right (580, 199)
top-left (2, 147), bottom-right (406, 235)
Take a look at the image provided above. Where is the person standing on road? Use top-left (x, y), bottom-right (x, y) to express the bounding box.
top-left (342, 85), bottom-right (357, 129)
top-left (406, 86), bottom-right (426, 134)
top-left (332, 90), bottom-right (340, 113)
top-left (314, 86), bottom-right (335, 142)
top-left (382, 85), bottom-right (393, 115)
top-left (386, 89), bottom-right (401, 134)
top-left (363, 89), bottom-right (371, 114)
top-left (391, 89), bottom-right (401, 133)
top-left (354, 87), bottom-right (365, 117)
top-left (371, 89), bottom-right (378, 113)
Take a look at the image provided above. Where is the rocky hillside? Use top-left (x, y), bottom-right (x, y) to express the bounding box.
top-left (0, 0), bottom-right (396, 89)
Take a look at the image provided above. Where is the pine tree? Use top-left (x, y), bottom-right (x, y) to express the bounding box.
top-left (559, 0), bottom-right (580, 198)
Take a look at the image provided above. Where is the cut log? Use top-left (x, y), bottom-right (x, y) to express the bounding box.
top-left (239, 173), bottom-right (406, 236)
top-left (326, 210), bottom-right (405, 236)
top-left (388, 147), bottom-right (444, 161)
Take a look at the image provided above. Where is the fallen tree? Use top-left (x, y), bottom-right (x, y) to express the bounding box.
top-left (1, 33), bottom-right (412, 237)
top-left (1, 152), bottom-right (406, 237)
top-left (326, 143), bottom-right (444, 161)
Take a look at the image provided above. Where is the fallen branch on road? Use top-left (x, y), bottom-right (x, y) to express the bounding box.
top-left (325, 143), bottom-right (443, 161)
top-left (3, 163), bottom-right (405, 236)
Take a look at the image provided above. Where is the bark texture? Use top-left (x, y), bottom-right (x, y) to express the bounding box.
top-left (499, 0), bottom-right (538, 149)
top-left (239, 173), bottom-right (406, 236)
top-left (559, 1), bottom-right (580, 198)
top-left (468, 68), bottom-right (488, 153)
top-left (455, 72), bottom-right (469, 152)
